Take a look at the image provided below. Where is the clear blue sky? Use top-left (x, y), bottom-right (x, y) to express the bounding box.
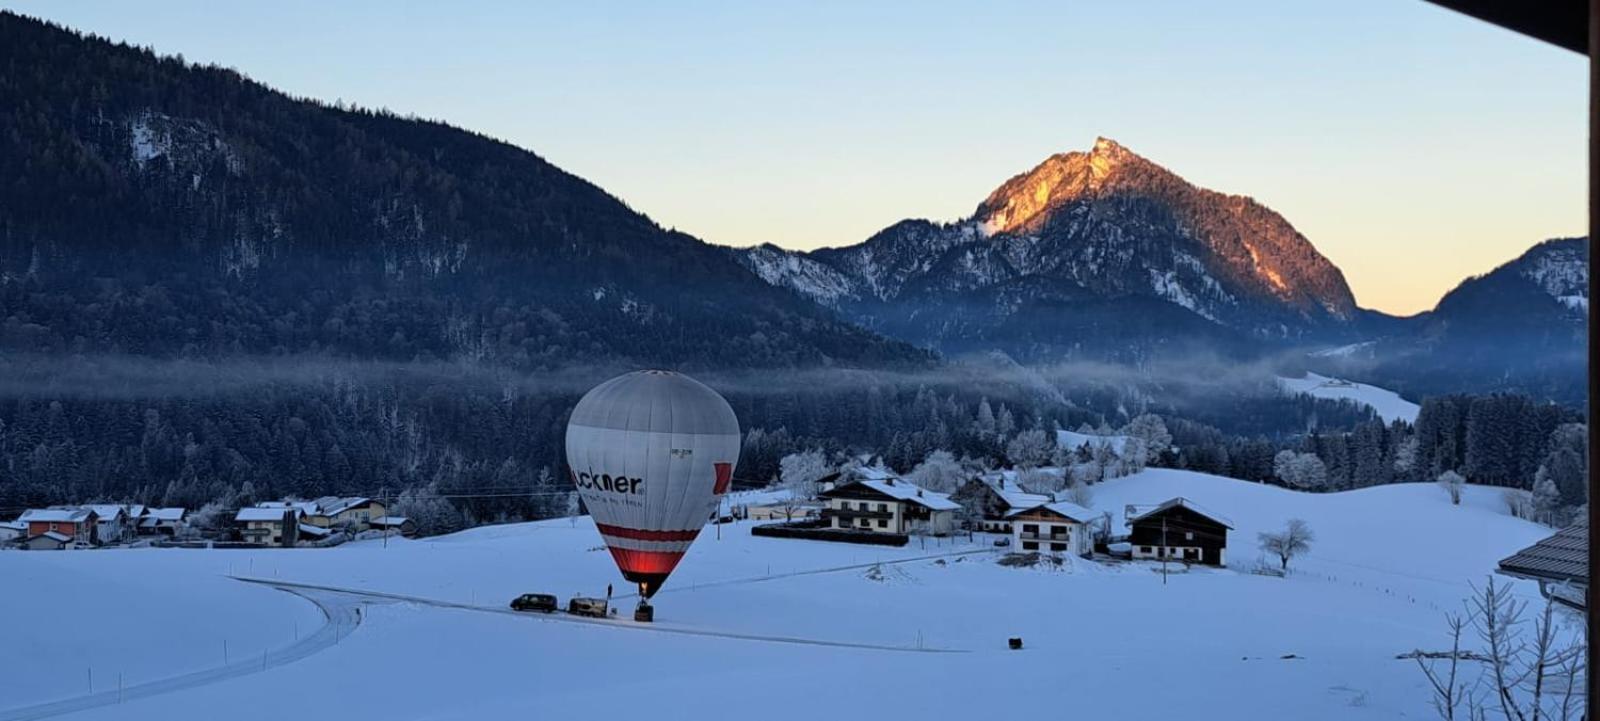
top-left (3, 0), bottom-right (1585, 314)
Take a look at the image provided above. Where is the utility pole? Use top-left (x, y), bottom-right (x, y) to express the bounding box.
top-left (382, 486), bottom-right (389, 549)
top-left (1161, 517), bottom-right (1168, 586)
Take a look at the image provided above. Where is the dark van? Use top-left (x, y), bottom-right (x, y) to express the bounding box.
top-left (509, 593), bottom-right (559, 613)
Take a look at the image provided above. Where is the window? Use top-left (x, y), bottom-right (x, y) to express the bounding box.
top-left (1021, 524), bottom-right (1038, 533)
top-left (1022, 541), bottom-right (1038, 550)
top-left (1141, 546), bottom-right (1152, 553)
top-left (877, 519), bottom-right (887, 528)
top-left (878, 503), bottom-right (888, 512)
top-left (1051, 543), bottom-right (1067, 552)
top-left (1185, 531), bottom-right (1194, 541)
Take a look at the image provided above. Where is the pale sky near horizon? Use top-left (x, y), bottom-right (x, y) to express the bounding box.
top-left (3, 0), bottom-right (1585, 315)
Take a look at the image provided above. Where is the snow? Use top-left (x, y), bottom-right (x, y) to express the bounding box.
top-left (1278, 372), bottom-right (1419, 424)
top-left (1004, 499), bottom-right (1097, 523)
top-left (0, 469), bottom-right (1564, 721)
top-left (234, 507), bottom-right (301, 522)
top-left (1557, 294), bottom-right (1587, 313)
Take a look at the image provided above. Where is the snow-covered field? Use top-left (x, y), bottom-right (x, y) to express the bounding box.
top-left (0, 470), bottom-right (1561, 721)
top-left (1279, 371), bottom-right (1421, 423)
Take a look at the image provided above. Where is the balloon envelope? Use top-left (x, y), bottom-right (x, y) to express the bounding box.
top-left (565, 370), bottom-right (740, 598)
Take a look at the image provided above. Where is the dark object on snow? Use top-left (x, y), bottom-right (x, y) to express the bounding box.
top-left (509, 593), bottom-right (559, 613)
top-left (634, 602), bottom-right (654, 623)
top-left (1008, 637), bottom-right (1023, 650)
top-left (993, 537), bottom-right (1011, 547)
top-left (750, 521), bottom-right (909, 547)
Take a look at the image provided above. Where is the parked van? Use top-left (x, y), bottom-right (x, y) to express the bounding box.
top-left (509, 593), bottom-right (558, 613)
top-left (567, 597), bottom-right (609, 618)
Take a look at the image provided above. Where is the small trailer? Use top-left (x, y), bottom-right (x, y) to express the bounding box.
top-left (568, 596), bottom-right (609, 618)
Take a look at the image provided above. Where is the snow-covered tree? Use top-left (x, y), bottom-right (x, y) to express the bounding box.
top-left (1531, 471), bottom-right (1563, 525)
top-left (1018, 467), bottom-right (1065, 494)
top-left (907, 450), bottom-right (965, 493)
top-left (1122, 414), bottom-right (1171, 464)
top-left (1258, 519), bottom-right (1314, 573)
top-left (1059, 480), bottom-right (1093, 508)
top-left (1436, 470), bottom-right (1464, 506)
top-left (1005, 429), bottom-right (1053, 470)
top-left (1277, 452), bottom-right (1327, 490)
top-left (778, 449), bottom-right (830, 501)
top-left (1273, 450), bottom-right (1298, 483)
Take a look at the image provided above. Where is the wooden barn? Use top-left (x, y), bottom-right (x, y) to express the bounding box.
top-left (1125, 498), bottom-right (1232, 567)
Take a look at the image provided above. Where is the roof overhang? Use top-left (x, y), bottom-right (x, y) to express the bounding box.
top-left (1422, 1), bottom-right (1587, 55)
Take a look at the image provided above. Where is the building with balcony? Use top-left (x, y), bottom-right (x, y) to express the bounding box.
top-left (1007, 500), bottom-right (1099, 556)
top-left (818, 468), bottom-right (960, 536)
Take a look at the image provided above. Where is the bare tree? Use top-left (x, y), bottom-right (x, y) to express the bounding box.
top-left (1437, 470), bottom-right (1465, 506)
top-left (1453, 577), bottom-right (1586, 721)
top-left (1257, 519), bottom-right (1314, 573)
top-left (1412, 613), bottom-right (1469, 720)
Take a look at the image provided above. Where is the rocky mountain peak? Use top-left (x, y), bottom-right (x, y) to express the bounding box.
top-left (975, 137), bottom-right (1150, 237)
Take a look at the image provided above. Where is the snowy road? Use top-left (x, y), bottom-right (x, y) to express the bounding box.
top-left (0, 587), bottom-right (361, 721)
top-left (230, 576), bottom-right (969, 653)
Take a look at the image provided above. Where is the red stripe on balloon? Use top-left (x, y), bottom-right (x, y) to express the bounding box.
top-left (608, 547), bottom-right (686, 575)
top-left (594, 523), bottom-right (702, 542)
top-left (713, 462), bottom-right (733, 495)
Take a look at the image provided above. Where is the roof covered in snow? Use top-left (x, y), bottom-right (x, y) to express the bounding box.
top-left (1006, 500), bottom-right (1099, 523)
top-left (313, 497), bottom-right (373, 516)
top-left (146, 507), bottom-right (186, 521)
top-left (236, 507), bottom-right (300, 522)
top-left (34, 531), bottom-right (72, 543)
top-left (371, 516), bottom-right (410, 526)
top-left (81, 504), bottom-right (128, 519)
top-left (974, 473), bottom-right (1051, 509)
top-left (823, 474), bottom-right (962, 512)
top-left (1125, 497), bottom-right (1234, 529)
top-left (297, 523), bottom-right (332, 537)
top-left (1498, 520), bottom-right (1587, 586)
top-left (19, 508), bottom-right (93, 523)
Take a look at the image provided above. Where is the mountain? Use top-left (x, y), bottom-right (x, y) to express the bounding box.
top-left (1323, 237), bottom-right (1587, 405)
top-left (0, 12), bottom-right (928, 370)
top-left (734, 137), bottom-right (1364, 361)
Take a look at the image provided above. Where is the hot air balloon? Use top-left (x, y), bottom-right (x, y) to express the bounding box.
top-left (566, 370), bottom-right (740, 604)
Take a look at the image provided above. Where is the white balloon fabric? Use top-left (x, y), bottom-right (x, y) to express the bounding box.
top-left (565, 370), bottom-right (741, 598)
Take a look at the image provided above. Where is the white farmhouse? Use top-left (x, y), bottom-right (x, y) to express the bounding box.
top-left (1007, 500), bottom-right (1099, 556)
top-left (81, 505), bottom-right (133, 544)
top-left (818, 468), bottom-right (960, 536)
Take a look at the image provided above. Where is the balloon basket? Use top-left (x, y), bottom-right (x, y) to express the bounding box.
top-left (634, 601), bottom-right (655, 623)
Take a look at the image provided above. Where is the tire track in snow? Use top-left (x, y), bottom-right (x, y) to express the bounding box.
top-left (0, 587), bottom-right (361, 721)
top-left (231, 576), bottom-right (968, 654)
top-left (613, 547), bottom-right (995, 599)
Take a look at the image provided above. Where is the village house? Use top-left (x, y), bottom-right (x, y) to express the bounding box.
top-left (0, 520), bottom-right (27, 544)
top-left (81, 504), bottom-right (134, 544)
top-left (137, 507), bottom-right (189, 537)
top-left (1125, 498), bottom-right (1232, 567)
top-left (235, 507), bottom-right (302, 547)
top-left (818, 468), bottom-right (960, 536)
top-left (21, 531), bottom-right (74, 551)
top-left (743, 501), bottom-right (822, 522)
top-left (1007, 500), bottom-right (1100, 556)
top-left (19, 508), bottom-right (97, 546)
top-left (1497, 519), bottom-right (1586, 611)
top-left (305, 497), bottom-right (387, 530)
top-left (370, 516), bottom-right (417, 538)
top-left (951, 474), bottom-right (1051, 533)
